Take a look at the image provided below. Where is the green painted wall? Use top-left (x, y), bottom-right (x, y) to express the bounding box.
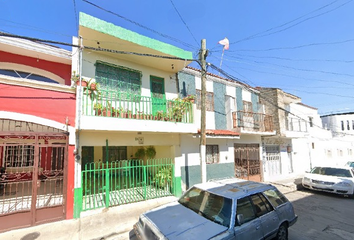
top-left (174, 176), bottom-right (182, 197)
top-left (181, 163), bottom-right (235, 189)
top-left (214, 82), bottom-right (226, 130)
top-left (73, 187), bottom-right (83, 219)
top-left (79, 12), bottom-right (193, 60)
top-left (177, 72), bottom-right (196, 98)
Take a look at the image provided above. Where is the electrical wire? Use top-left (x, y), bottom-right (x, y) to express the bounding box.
top-left (229, 0), bottom-right (352, 45)
top-left (0, 32), bottom-right (197, 62)
top-left (169, 0), bottom-right (199, 46)
top-left (72, 0), bottom-right (79, 34)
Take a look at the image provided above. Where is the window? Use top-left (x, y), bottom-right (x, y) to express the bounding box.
top-left (236, 197), bottom-right (256, 226)
top-left (263, 189), bottom-right (288, 208)
top-left (196, 90), bottom-right (214, 111)
top-left (243, 101), bottom-right (252, 112)
top-left (5, 145), bottom-right (34, 167)
top-left (0, 69), bottom-right (58, 84)
top-left (178, 187), bottom-right (232, 227)
top-left (352, 120), bottom-right (354, 130)
top-left (309, 117), bottom-right (313, 127)
top-left (250, 193), bottom-right (273, 217)
top-left (95, 61), bottom-right (141, 96)
top-left (347, 120), bottom-right (350, 130)
top-left (341, 121), bottom-right (344, 131)
top-left (102, 146), bottom-right (127, 163)
top-left (206, 145), bottom-right (219, 164)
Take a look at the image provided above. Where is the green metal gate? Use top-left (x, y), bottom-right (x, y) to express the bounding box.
top-left (81, 158), bottom-right (174, 211)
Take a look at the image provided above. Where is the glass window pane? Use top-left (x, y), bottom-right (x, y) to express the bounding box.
top-left (236, 197), bottom-right (256, 226)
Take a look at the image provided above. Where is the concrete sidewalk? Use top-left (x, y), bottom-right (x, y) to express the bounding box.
top-left (266, 173), bottom-right (305, 193)
top-left (0, 196), bottom-right (177, 240)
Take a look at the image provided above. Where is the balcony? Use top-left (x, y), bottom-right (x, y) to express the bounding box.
top-left (232, 111), bottom-right (274, 133)
top-left (79, 88), bottom-right (195, 133)
top-left (286, 117), bottom-right (308, 132)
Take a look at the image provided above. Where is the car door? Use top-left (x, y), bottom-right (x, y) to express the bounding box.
top-left (250, 193), bottom-right (279, 240)
top-left (234, 196), bottom-right (263, 240)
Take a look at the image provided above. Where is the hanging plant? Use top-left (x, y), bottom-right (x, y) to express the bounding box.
top-left (145, 146), bottom-right (156, 159)
top-left (135, 148), bottom-right (146, 160)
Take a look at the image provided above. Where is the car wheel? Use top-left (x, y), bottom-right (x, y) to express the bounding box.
top-left (275, 223), bottom-right (288, 240)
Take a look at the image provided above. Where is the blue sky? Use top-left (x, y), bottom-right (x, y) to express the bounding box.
top-left (1, 0), bottom-right (353, 115)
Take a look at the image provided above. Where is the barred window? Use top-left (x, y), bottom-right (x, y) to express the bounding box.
top-left (95, 61), bottom-right (141, 96)
top-left (196, 90), bottom-right (214, 111)
top-left (102, 146), bottom-right (127, 163)
top-left (206, 145), bottom-right (219, 164)
top-left (5, 145), bottom-right (34, 167)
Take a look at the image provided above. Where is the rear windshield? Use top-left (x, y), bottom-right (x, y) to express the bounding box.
top-left (178, 187), bottom-right (232, 228)
top-left (311, 167), bottom-right (352, 178)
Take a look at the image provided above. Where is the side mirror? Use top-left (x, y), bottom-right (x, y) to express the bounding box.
top-left (237, 214), bottom-right (244, 225)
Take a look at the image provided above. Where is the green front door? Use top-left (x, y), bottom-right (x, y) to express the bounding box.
top-left (150, 76), bottom-right (166, 116)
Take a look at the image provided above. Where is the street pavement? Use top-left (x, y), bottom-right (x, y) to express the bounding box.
top-left (1, 176), bottom-right (354, 240)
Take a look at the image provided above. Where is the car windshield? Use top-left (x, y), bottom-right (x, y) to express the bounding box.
top-left (178, 187), bottom-right (232, 228)
top-left (311, 167), bottom-right (352, 178)
top-left (346, 162), bottom-right (354, 168)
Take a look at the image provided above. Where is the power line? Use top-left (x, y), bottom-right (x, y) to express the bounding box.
top-left (0, 32), bottom-right (197, 62)
top-left (72, 0), bottom-right (79, 34)
top-left (169, 0), bottom-right (199, 46)
top-left (229, 0), bottom-right (352, 45)
top-left (82, 0), bottom-right (198, 51)
top-left (227, 53), bottom-right (354, 64)
top-left (226, 38), bottom-right (354, 53)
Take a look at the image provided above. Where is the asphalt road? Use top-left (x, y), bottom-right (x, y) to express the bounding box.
top-left (283, 187), bottom-right (354, 240)
top-left (126, 185), bottom-right (354, 240)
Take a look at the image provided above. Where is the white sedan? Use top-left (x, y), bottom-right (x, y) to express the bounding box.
top-left (302, 166), bottom-right (354, 198)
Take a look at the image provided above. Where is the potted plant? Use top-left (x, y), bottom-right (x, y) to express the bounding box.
top-left (134, 148), bottom-right (146, 160)
top-left (71, 71), bottom-right (88, 87)
top-left (183, 94), bottom-right (196, 103)
top-left (87, 79), bottom-right (101, 101)
top-left (153, 167), bottom-right (172, 189)
top-left (102, 101), bottom-right (112, 117)
top-left (94, 102), bottom-right (103, 116)
top-left (145, 146), bottom-right (156, 159)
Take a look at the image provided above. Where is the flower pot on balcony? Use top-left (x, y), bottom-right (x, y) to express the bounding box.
top-left (103, 109), bottom-right (111, 117)
top-left (76, 80), bottom-right (88, 87)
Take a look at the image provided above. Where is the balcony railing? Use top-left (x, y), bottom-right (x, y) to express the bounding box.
top-left (286, 117), bottom-right (308, 132)
top-left (233, 111), bottom-right (274, 132)
top-left (81, 89), bottom-right (193, 123)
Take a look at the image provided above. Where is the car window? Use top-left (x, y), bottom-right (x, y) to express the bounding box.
top-left (250, 194), bottom-right (273, 217)
top-left (235, 197), bottom-right (256, 226)
top-left (178, 187), bottom-right (232, 227)
top-left (312, 167), bottom-right (352, 177)
top-left (263, 189), bottom-right (288, 208)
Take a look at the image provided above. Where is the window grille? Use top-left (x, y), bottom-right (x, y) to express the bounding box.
top-left (5, 145), bottom-right (34, 167)
top-left (206, 145), bottom-right (219, 164)
top-left (196, 90), bottom-right (214, 111)
top-left (95, 61), bottom-right (142, 97)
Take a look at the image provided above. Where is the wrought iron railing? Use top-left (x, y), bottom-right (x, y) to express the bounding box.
top-left (286, 117), bottom-right (308, 132)
top-left (81, 88), bottom-right (193, 123)
top-left (81, 158), bottom-right (175, 211)
top-left (233, 111), bottom-right (274, 132)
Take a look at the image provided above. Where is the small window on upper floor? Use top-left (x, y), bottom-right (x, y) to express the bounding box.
top-left (352, 120), bottom-right (354, 130)
top-left (347, 120), bottom-right (350, 130)
top-left (309, 117), bottom-right (313, 127)
top-left (196, 90), bottom-right (214, 111)
top-left (341, 121), bottom-right (345, 131)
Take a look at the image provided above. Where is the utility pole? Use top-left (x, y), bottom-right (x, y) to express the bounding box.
top-left (200, 39), bottom-right (207, 183)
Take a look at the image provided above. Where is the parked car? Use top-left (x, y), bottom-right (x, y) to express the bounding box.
top-left (132, 178), bottom-right (297, 240)
top-left (302, 166), bottom-right (354, 198)
top-left (345, 161), bottom-right (354, 169)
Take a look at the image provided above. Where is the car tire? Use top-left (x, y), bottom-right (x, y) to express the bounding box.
top-left (275, 223), bottom-right (288, 240)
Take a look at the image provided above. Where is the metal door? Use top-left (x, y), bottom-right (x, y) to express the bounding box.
top-left (150, 76), bottom-right (166, 116)
top-left (265, 145), bottom-right (281, 179)
top-left (234, 144), bottom-right (262, 182)
top-left (0, 132), bottom-right (67, 232)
